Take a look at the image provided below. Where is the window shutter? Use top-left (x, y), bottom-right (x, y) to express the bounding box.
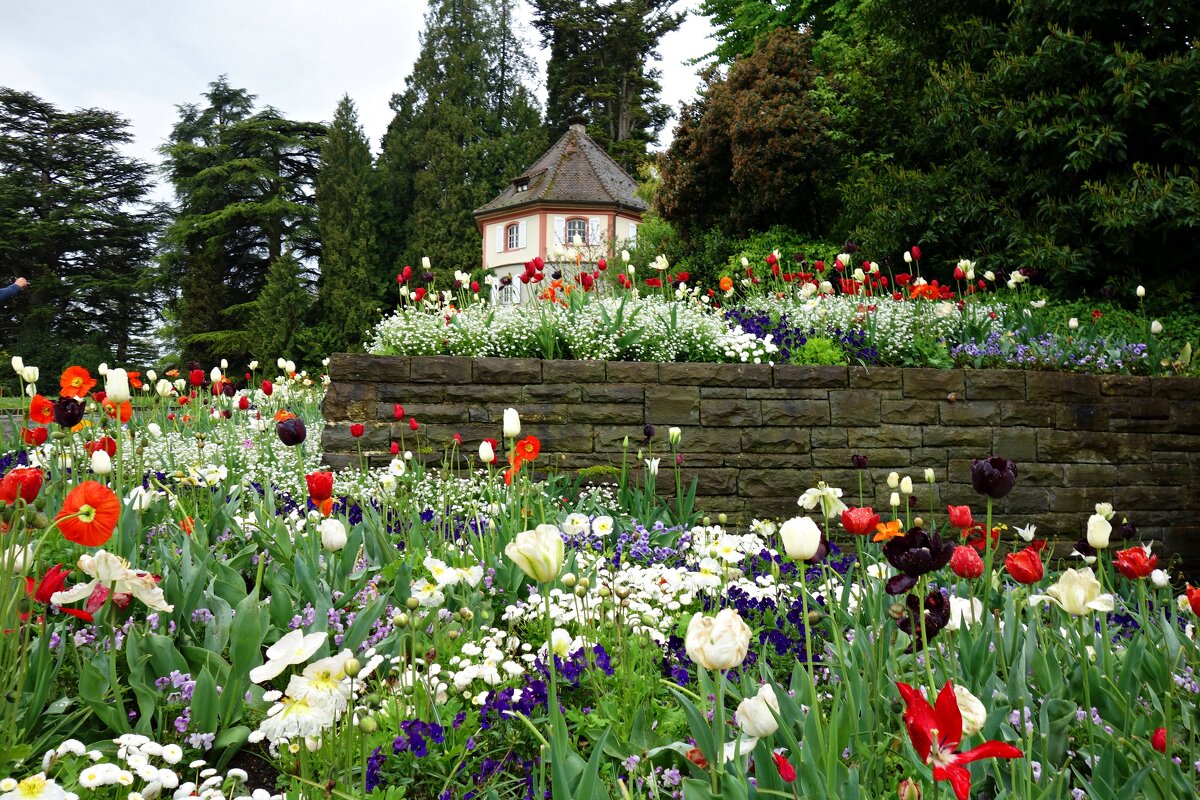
top-left (554, 216), bottom-right (566, 245)
top-left (589, 219), bottom-right (602, 246)
top-left (628, 222), bottom-right (638, 245)
top-left (495, 225), bottom-right (505, 253)
top-left (518, 220), bottom-right (527, 249)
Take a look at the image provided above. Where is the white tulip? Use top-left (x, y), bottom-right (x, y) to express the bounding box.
top-left (890, 492), bottom-right (901, 508)
top-left (1136, 285), bottom-right (1145, 298)
top-left (887, 471), bottom-right (899, 489)
top-left (1029, 568), bottom-right (1114, 616)
top-left (277, 358), bottom-right (287, 370)
top-left (89, 450), bottom-right (113, 475)
top-left (668, 426), bottom-right (682, 446)
top-left (505, 524), bottom-right (564, 583)
top-left (645, 457), bottom-right (660, 476)
top-left (1150, 569), bottom-right (1170, 589)
top-left (779, 516), bottom-right (822, 561)
top-left (146, 369), bottom-right (157, 382)
top-left (156, 379), bottom-right (174, 397)
top-left (146, 422), bottom-right (162, 437)
top-left (685, 608), bottom-right (750, 671)
top-left (1151, 320), bottom-right (1163, 335)
top-left (97, 363), bottom-right (108, 376)
top-left (11, 356), bottom-right (23, 373)
top-left (924, 468), bottom-right (936, 484)
top-left (900, 476), bottom-right (913, 494)
top-left (25, 384), bottom-right (35, 397)
top-left (220, 359), bottom-right (229, 370)
top-left (620, 249), bottom-right (630, 263)
top-left (248, 361), bottom-right (259, 371)
top-left (954, 686), bottom-right (988, 737)
top-left (285, 360), bottom-right (296, 374)
top-left (478, 440), bottom-right (495, 464)
top-left (21, 366), bottom-right (38, 384)
top-left (502, 408), bottom-right (521, 438)
top-left (903, 251), bottom-right (913, 264)
top-left (421, 256), bottom-right (431, 270)
top-left (984, 271), bottom-right (995, 281)
top-left (1094, 502), bottom-right (1114, 520)
top-left (105, 368), bottom-right (131, 404)
top-left (1086, 514), bottom-right (1112, 550)
top-left (320, 519), bottom-right (348, 551)
top-left (736, 684), bottom-right (780, 738)
top-left (1068, 318), bottom-right (1079, 330)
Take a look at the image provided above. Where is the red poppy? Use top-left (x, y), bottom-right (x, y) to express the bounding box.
top-left (1114, 546), bottom-right (1157, 580)
top-left (21, 426), bottom-right (48, 446)
top-left (56, 481), bottom-right (120, 547)
top-left (261, 379), bottom-right (274, 396)
top-left (59, 366), bottom-right (97, 398)
top-left (306, 471), bottom-right (334, 502)
top-left (29, 394), bottom-right (54, 425)
top-left (350, 423), bottom-right (365, 438)
top-left (409, 417), bottom-right (419, 432)
top-left (897, 682), bottom-right (1022, 800)
top-left (946, 505), bottom-right (973, 529)
top-left (949, 545), bottom-right (983, 579)
top-left (771, 752), bottom-right (796, 782)
top-left (102, 399), bottom-right (133, 423)
top-left (841, 506), bottom-right (880, 536)
top-left (84, 436), bottom-right (118, 457)
top-left (1005, 545), bottom-right (1044, 584)
top-left (0, 467), bottom-right (44, 504)
top-left (1151, 727), bottom-right (1167, 753)
top-left (515, 435), bottom-right (541, 462)
top-left (452, 432), bottom-right (462, 445)
top-left (645, 278), bottom-right (662, 288)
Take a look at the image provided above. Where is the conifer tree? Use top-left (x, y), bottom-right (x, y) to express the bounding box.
top-left (314, 95), bottom-right (379, 354)
top-left (248, 251), bottom-right (311, 362)
top-left (531, 0), bottom-right (683, 173)
top-left (160, 77), bottom-right (324, 366)
top-left (376, 0), bottom-right (543, 282)
top-left (0, 88), bottom-right (160, 377)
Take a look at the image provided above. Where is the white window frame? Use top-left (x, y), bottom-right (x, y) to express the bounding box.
top-left (565, 217), bottom-right (588, 246)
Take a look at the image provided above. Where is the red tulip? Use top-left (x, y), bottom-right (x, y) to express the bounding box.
top-left (897, 681), bottom-right (1022, 800)
top-left (1151, 727), bottom-right (1167, 753)
top-left (1114, 546), bottom-right (1157, 580)
top-left (409, 417), bottom-right (419, 432)
top-left (189, 369), bottom-right (205, 386)
top-left (27, 564), bottom-right (71, 605)
top-left (1005, 545), bottom-right (1044, 584)
top-left (949, 545), bottom-right (983, 579)
top-left (452, 432), bottom-right (462, 445)
top-left (765, 252), bottom-right (777, 266)
top-left (953, 267), bottom-right (965, 281)
top-left (841, 506), bottom-right (880, 536)
top-left (350, 423), bottom-right (365, 438)
top-left (1187, 585), bottom-right (1200, 616)
top-left (946, 505), bottom-right (973, 529)
top-left (597, 257), bottom-right (607, 271)
top-left (261, 379), bottom-right (273, 396)
top-left (771, 751), bottom-right (796, 783)
top-left (238, 395), bottom-right (250, 410)
top-left (1, 467), bottom-right (44, 504)
top-left (305, 471), bottom-right (334, 502)
top-left (470, 281), bottom-right (480, 292)
top-left (394, 404), bottom-right (404, 420)
top-left (390, 442), bottom-right (400, 455)
top-left (910, 246), bottom-right (922, 260)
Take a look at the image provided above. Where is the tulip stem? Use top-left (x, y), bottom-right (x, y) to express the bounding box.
top-left (1078, 614), bottom-right (1097, 763)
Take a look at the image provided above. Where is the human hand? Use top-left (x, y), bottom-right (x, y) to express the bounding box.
top-left (14, 277), bottom-right (28, 289)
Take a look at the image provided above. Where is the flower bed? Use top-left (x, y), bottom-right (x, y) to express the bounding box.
top-left (368, 251), bottom-right (1184, 375)
top-left (2, 360), bottom-right (1199, 800)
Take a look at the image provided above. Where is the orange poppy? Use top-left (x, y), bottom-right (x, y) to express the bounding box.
top-left (872, 519), bottom-right (904, 543)
top-left (56, 481), bottom-right (120, 547)
top-left (274, 409), bottom-right (297, 422)
top-left (28, 393), bottom-right (54, 425)
top-left (719, 276), bottom-right (734, 292)
top-left (127, 371), bottom-right (143, 389)
top-left (180, 516), bottom-right (195, 535)
top-left (515, 435), bottom-right (541, 462)
top-left (102, 399), bottom-right (133, 423)
top-left (60, 366), bottom-right (97, 398)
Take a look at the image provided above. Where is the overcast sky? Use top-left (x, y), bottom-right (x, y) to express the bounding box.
top-left (1, 0), bottom-right (713, 200)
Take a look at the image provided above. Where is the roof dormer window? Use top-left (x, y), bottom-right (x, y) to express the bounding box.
top-left (515, 180), bottom-right (529, 193)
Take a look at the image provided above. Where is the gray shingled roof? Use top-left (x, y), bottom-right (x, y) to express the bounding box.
top-left (474, 124), bottom-right (649, 219)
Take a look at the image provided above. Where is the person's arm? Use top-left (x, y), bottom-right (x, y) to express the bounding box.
top-left (0, 282), bottom-right (21, 301)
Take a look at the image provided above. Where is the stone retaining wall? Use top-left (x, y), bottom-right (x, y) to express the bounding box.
top-left (322, 355), bottom-right (1200, 572)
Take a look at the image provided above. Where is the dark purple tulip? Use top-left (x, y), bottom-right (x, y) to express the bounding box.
top-left (970, 456), bottom-right (1017, 499)
top-left (642, 424), bottom-right (655, 444)
top-left (276, 417), bottom-right (307, 446)
top-left (896, 588), bottom-right (951, 652)
top-left (882, 526), bottom-right (955, 595)
top-left (52, 397), bottom-right (86, 428)
top-left (850, 454), bottom-right (868, 470)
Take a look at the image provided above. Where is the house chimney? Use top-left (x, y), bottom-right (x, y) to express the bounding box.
top-left (567, 115), bottom-right (588, 135)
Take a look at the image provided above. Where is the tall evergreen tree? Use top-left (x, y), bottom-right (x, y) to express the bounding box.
top-left (0, 88), bottom-right (161, 378)
top-left (313, 95), bottom-right (379, 355)
top-left (248, 251), bottom-right (311, 362)
top-left (159, 78), bottom-right (324, 366)
top-left (531, 0), bottom-right (684, 173)
top-left (376, 0), bottom-right (544, 282)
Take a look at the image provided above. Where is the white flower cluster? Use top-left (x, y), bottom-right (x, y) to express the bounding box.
top-left (5, 735), bottom-right (280, 800)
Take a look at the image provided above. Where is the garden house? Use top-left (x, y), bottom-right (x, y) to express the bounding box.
top-left (473, 122), bottom-right (648, 304)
